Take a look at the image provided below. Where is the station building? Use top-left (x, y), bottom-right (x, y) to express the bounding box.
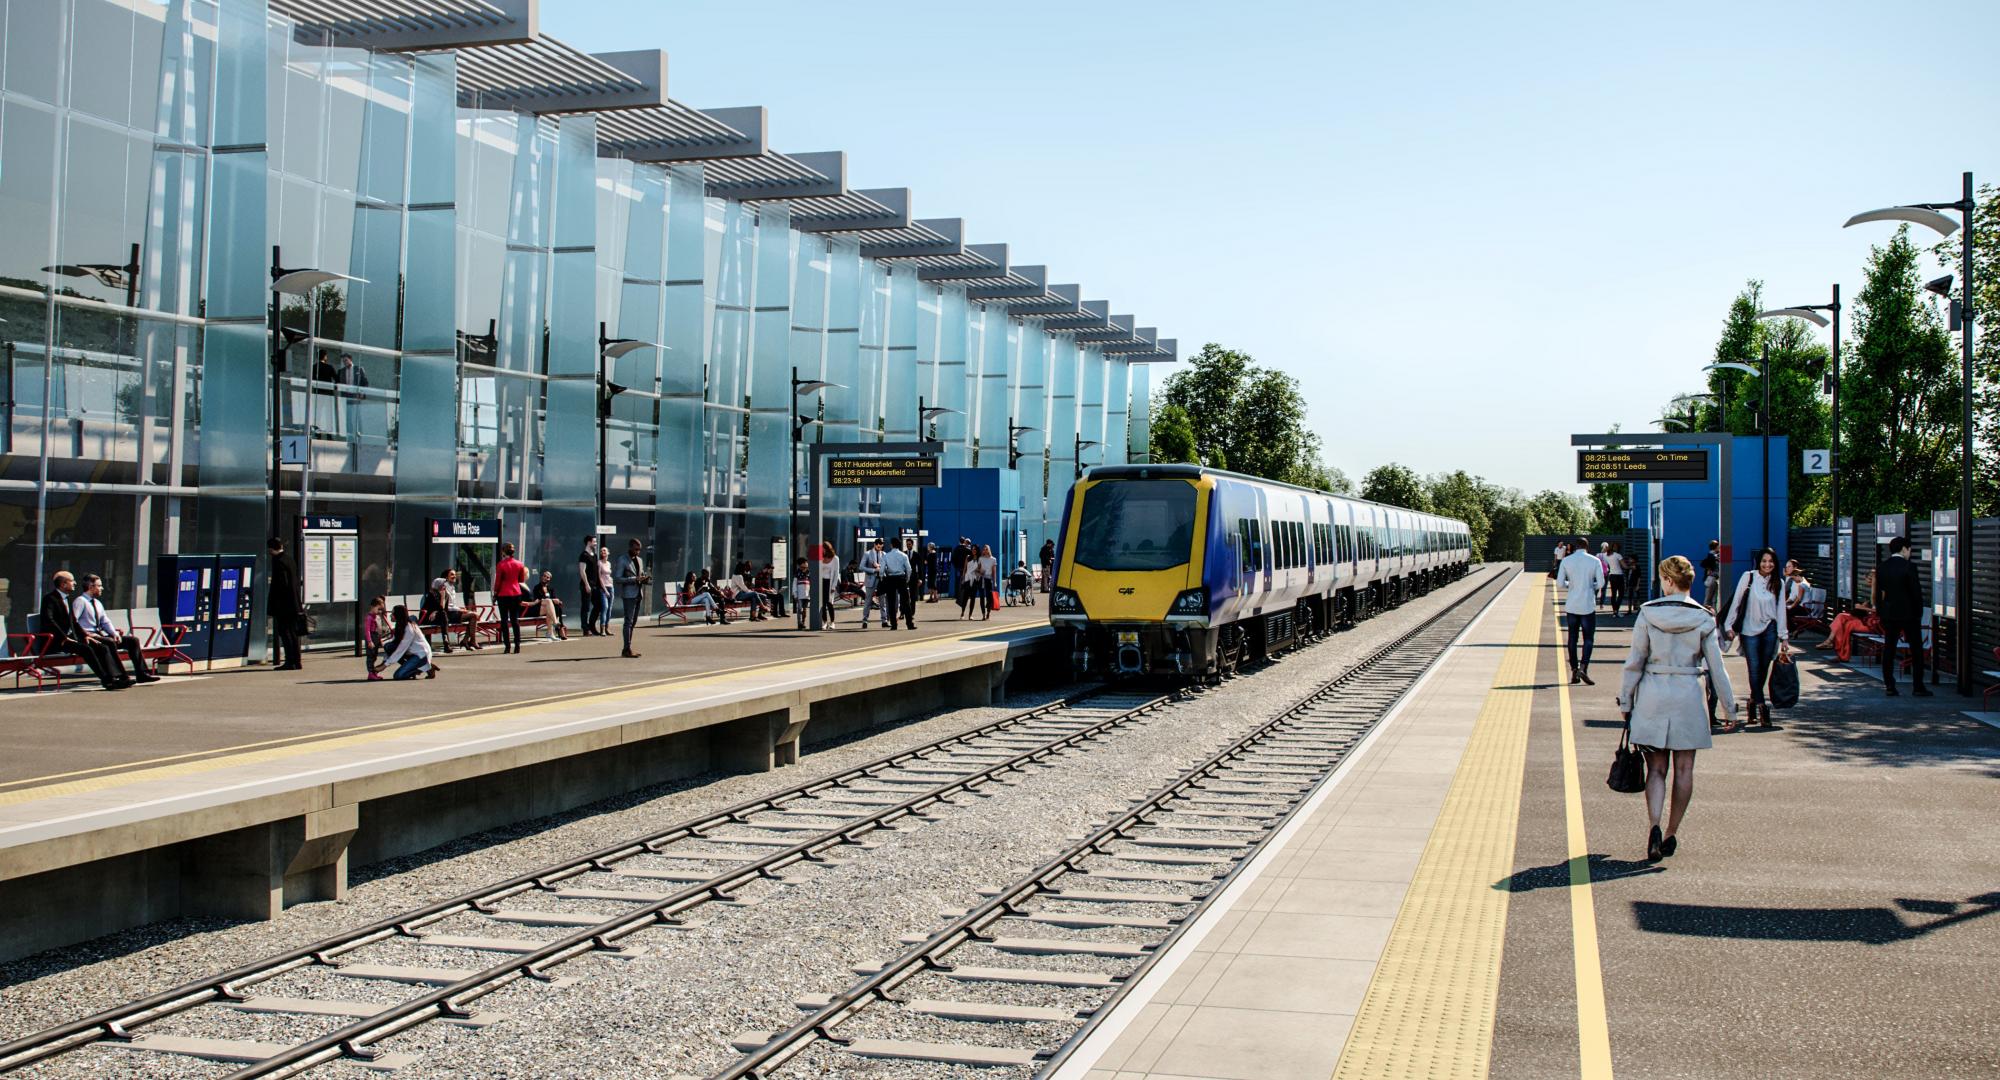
top-left (0, 0), bottom-right (1172, 646)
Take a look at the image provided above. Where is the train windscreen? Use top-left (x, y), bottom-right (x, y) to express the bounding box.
top-left (1074, 480), bottom-right (1196, 571)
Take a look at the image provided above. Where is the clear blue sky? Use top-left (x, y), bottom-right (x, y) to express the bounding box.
top-left (547, 1), bottom-right (1998, 496)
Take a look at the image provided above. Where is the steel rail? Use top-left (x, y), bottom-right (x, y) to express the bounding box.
top-left (0, 684), bottom-right (1146, 1074)
top-left (713, 567), bottom-right (1505, 1079)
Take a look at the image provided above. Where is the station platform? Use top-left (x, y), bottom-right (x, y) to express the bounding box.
top-left (0, 603), bottom-right (1053, 962)
top-left (1057, 570), bottom-right (1999, 1080)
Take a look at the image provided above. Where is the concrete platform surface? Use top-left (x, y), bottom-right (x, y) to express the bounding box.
top-left (1057, 570), bottom-right (1999, 1080)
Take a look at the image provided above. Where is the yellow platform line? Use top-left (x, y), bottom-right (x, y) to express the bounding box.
top-left (1331, 583), bottom-right (1541, 1080)
top-left (1556, 613), bottom-right (1615, 1078)
top-left (0, 622), bottom-right (1023, 809)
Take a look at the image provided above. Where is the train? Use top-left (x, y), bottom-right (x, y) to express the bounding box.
top-left (1048, 464), bottom-right (1472, 678)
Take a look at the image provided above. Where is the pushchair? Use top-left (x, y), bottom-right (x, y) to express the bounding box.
top-left (1003, 564), bottom-right (1035, 607)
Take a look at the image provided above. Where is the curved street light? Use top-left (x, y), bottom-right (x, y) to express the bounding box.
top-left (268, 247), bottom-right (365, 538)
top-left (790, 369), bottom-right (844, 566)
top-left (1007, 417), bottom-right (1038, 469)
top-left (1845, 172), bottom-right (1977, 695)
top-left (1759, 287), bottom-right (1843, 576)
top-left (596, 323), bottom-right (666, 532)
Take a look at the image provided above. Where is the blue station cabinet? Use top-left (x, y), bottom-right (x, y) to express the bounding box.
top-left (921, 468), bottom-right (1026, 571)
top-left (152, 553), bottom-right (259, 663)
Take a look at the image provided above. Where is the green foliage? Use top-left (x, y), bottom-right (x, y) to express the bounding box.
top-left (1360, 463), bottom-right (1431, 511)
top-left (1588, 482), bottom-right (1628, 534)
top-left (1525, 489), bottom-right (1593, 537)
top-left (1841, 227), bottom-right (1962, 520)
top-left (1931, 183), bottom-right (1998, 517)
top-left (1149, 402), bottom-right (1200, 464)
top-left (1424, 470), bottom-right (1493, 560)
top-left (1154, 342), bottom-right (1339, 490)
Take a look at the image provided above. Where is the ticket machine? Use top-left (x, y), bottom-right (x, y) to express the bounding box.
top-left (151, 554), bottom-right (259, 662)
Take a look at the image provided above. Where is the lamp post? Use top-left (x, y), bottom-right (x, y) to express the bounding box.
top-left (791, 367), bottom-right (839, 567)
top-left (1845, 173), bottom-right (1977, 695)
top-left (1074, 435), bottom-right (1099, 480)
top-left (1759, 288), bottom-right (1842, 594)
top-left (597, 322), bottom-right (663, 533)
top-left (269, 246), bottom-right (363, 539)
top-left (1006, 416), bottom-right (1037, 470)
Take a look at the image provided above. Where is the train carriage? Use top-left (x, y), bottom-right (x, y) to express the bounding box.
top-left (1049, 464), bottom-right (1470, 678)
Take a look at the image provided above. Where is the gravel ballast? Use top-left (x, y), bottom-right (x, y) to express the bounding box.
top-left (2, 570), bottom-right (1500, 1080)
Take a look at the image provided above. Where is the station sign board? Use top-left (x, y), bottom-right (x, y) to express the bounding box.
top-left (828, 456), bottom-right (940, 487)
top-left (429, 517), bottom-right (502, 544)
top-left (1576, 449), bottom-right (1709, 484)
top-left (1873, 513), bottom-right (1906, 542)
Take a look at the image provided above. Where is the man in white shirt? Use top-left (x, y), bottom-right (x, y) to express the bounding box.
top-left (72, 574), bottom-right (159, 683)
top-left (878, 540), bottom-right (913, 630)
top-left (1556, 536), bottom-right (1605, 685)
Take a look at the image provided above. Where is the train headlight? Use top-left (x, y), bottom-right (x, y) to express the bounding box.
top-left (1169, 588), bottom-right (1208, 616)
top-left (1051, 588), bottom-right (1085, 616)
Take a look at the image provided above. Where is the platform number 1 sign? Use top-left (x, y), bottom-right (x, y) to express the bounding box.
top-left (1802, 449), bottom-right (1831, 475)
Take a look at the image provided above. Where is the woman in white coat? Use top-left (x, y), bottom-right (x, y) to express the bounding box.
top-left (1619, 555), bottom-right (1734, 862)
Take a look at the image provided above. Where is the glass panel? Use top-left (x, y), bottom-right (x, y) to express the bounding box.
top-left (69, 0), bottom-right (134, 126)
top-left (743, 204), bottom-right (790, 567)
top-left (0, 100), bottom-right (58, 288)
top-left (1074, 480), bottom-right (1196, 572)
top-left (3, 0), bottom-right (67, 104)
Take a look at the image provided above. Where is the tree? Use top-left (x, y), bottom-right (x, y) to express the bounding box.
top-left (1426, 470), bottom-right (1493, 560)
top-left (1584, 423), bottom-right (1631, 533)
top-left (1360, 463), bottom-right (1431, 511)
top-left (1155, 342), bottom-right (1341, 490)
top-left (1149, 403), bottom-right (1199, 464)
top-left (1525, 489), bottom-right (1591, 537)
top-left (1841, 227), bottom-right (1962, 520)
top-left (1931, 182), bottom-right (1998, 517)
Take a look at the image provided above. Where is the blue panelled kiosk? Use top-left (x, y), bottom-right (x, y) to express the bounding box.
top-left (152, 553), bottom-right (259, 664)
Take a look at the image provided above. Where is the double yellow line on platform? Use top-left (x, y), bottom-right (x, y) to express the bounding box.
top-left (1333, 578), bottom-right (1613, 1079)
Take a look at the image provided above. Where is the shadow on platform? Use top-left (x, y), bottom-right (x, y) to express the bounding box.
top-left (1631, 892), bottom-right (2000, 944)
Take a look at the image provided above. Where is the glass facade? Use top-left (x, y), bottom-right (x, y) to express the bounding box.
top-left (0, 0), bottom-right (1161, 644)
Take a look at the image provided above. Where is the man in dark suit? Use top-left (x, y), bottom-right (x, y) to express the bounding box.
top-left (267, 536), bottom-right (305, 670)
top-left (1873, 536), bottom-right (1930, 697)
top-left (39, 571), bottom-right (127, 690)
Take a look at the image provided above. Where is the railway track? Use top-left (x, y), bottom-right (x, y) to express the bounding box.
top-left (712, 566), bottom-right (1508, 1079)
top-left (0, 684), bottom-right (1179, 1078)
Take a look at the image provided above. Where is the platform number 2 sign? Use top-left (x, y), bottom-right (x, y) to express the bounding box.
top-left (1802, 449), bottom-right (1831, 475)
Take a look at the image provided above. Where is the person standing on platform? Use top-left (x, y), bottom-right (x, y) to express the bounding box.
top-left (39, 571), bottom-right (124, 690)
top-left (1619, 554), bottom-right (1734, 862)
top-left (493, 542), bottom-right (527, 654)
top-left (577, 537), bottom-right (602, 636)
top-left (816, 541), bottom-right (841, 627)
top-left (976, 544), bottom-right (999, 620)
top-left (267, 536), bottom-right (305, 671)
top-left (1721, 546), bottom-right (1790, 726)
top-left (1700, 540), bottom-right (1721, 612)
top-left (596, 542), bottom-right (615, 636)
top-left (1873, 536), bottom-right (1930, 698)
top-left (615, 538), bottom-right (650, 658)
top-left (1556, 535), bottom-right (1604, 684)
top-left (1039, 538), bottom-right (1056, 593)
top-left (859, 538), bottom-right (886, 628)
top-left (792, 557), bottom-right (813, 629)
top-left (900, 543), bottom-right (921, 629)
top-left (878, 539), bottom-right (911, 630)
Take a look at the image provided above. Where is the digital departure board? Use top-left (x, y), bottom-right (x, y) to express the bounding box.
top-left (828, 456), bottom-right (940, 487)
top-left (1576, 449), bottom-right (1709, 483)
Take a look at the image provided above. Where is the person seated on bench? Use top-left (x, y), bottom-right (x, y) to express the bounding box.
top-left (755, 562), bottom-right (786, 617)
top-left (1817, 570), bottom-right (1879, 662)
top-left (73, 574), bottom-right (159, 684)
top-left (423, 570), bottom-right (481, 652)
top-left (373, 604), bottom-right (439, 680)
top-left (40, 570), bottom-right (126, 690)
top-left (1782, 559), bottom-right (1813, 625)
top-left (680, 570), bottom-right (732, 624)
top-left (724, 570), bottom-right (770, 621)
top-left (531, 570), bottom-right (569, 640)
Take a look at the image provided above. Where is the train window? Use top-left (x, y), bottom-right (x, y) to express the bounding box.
top-left (1073, 480), bottom-right (1196, 572)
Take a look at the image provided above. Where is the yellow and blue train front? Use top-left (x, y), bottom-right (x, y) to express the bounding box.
top-left (1050, 473), bottom-right (1212, 675)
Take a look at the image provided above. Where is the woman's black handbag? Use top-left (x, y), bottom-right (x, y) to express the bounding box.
top-left (1607, 720), bottom-right (1647, 794)
top-left (1769, 651), bottom-right (1800, 709)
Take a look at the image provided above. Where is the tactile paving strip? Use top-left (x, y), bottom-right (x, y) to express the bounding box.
top-left (1331, 584), bottom-right (1543, 1080)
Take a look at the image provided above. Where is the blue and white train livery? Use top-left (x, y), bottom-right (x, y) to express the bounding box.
top-left (1049, 464), bottom-right (1471, 678)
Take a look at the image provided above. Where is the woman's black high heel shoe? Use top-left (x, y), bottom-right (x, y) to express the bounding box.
top-left (1661, 834), bottom-right (1678, 857)
top-left (1646, 825), bottom-right (1664, 862)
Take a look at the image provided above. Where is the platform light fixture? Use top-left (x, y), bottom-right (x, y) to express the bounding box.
top-left (598, 323), bottom-right (665, 530)
top-left (1007, 417), bottom-right (1037, 470)
top-left (1845, 172), bottom-right (1977, 695)
top-left (1074, 435), bottom-right (1100, 479)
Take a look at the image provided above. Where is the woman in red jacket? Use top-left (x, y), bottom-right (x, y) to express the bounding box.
top-left (494, 542), bottom-right (528, 654)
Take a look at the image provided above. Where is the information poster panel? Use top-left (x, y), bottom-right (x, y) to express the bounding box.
top-left (829, 457), bottom-right (940, 487)
top-left (332, 537), bottom-right (359, 603)
top-left (1931, 510), bottom-right (1958, 619)
top-left (302, 536), bottom-right (331, 605)
top-left (1577, 449), bottom-right (1709, 483)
